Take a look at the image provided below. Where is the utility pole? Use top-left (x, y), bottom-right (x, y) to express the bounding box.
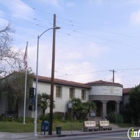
top-left (49, 14), bottom-right (56, 135)
top-left (110, 69), bottom-right (116, 83)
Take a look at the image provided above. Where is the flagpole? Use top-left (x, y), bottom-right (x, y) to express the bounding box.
top-left (23, 42), bottom-right (28, 124)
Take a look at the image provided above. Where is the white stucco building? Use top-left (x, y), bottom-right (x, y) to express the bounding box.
top-left (0, 75), bottom-right (125, 118)
top-left (31, 76), bottom-right (90, 117)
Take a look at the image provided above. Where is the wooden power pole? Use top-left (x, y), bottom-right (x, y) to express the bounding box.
top-left (110, 69), bottom-right (116, 83)
top-left (49, 14), bottom-right (56, 135)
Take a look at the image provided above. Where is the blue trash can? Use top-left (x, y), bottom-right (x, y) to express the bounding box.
top-left (41, 121), bottom-right (49, 134)
top-left (56, 126), bottom-right (61, 134)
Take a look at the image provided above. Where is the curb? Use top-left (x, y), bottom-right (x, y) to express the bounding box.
top-left (38, 129), bottom-right (128, 138)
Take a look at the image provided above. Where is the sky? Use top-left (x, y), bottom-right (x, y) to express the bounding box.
top-left (0, 0), bottom-right (140, 88)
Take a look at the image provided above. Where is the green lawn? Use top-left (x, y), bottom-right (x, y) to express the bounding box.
top-left (0, 121), bottom-right (135, 133)
top-left (0, 121), bottom-right (83, 132)
top-left (116, 123), bottom-right (135, 127)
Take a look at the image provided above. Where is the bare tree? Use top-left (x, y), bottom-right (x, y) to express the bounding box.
top-left (0, 23), bottom-right (22, 77)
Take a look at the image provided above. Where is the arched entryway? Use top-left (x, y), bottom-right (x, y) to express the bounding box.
top-left (107, 101), bottom-right (116, 115)
top-left (93, 100), bottom-right (102, 117)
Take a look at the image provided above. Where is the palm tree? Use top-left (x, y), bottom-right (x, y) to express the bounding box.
top-left (38, 93), bottom-right (50, 116)
top-left (71, 98), bottom-right (96, 121)
top-left (83, 101), bottom-right (96, 118)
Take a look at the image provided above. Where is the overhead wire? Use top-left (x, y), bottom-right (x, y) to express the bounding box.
top-left (7, 0), bottom-right (140, 39)
top-left (55, 68), bottom-right (140, 77)
top-left (1, 1), bottom-right (140, 60)
top-left (2, 0), bottom-right (140, 87)
top-left (58, 31), bottom-right (140, 55)
top-left (3, 0), bottom-right (140, 51)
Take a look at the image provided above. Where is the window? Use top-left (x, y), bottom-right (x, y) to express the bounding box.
top-left (69, 88), bottom-right (75, 99)
top-left (56, 86), bottom-right (62, 98)
top-left (81, 89), bottom-right (86, 100)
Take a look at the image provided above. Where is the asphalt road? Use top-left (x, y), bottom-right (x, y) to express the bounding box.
top-left (37, 132), bottom-right (129, 140)
top-left (4, 131), bottom-right (140, 140)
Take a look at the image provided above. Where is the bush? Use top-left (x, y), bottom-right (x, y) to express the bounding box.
top-left (16, 117), bottom-right (35, 123)
top-left (106, 112), bottom-right (124, 123)
top-left (39, 114), bottom-right (49, 121)
top-left (65, 112), bottom-right (71, 120)
top-left (0, 114), bottom-right (16, 122)
top-left (120, 105), bottom-right (132, 123)
top-left (54, 112), bottom-right (65, 120)
top-left (0, 114), bottom-right (5, 121)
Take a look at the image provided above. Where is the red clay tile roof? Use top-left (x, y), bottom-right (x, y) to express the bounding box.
top-left (123, 88), bottom-right (131, 94)
top-left (34, 76), bottom-right (91, 89)
top-left (86, 80), bottom-right (123, 87)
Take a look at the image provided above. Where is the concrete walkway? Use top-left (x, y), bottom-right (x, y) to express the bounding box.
top-left (0, 127), bottom-right (134, 139)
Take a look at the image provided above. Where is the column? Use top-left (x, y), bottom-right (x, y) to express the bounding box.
top-left (116, 101), bottom-right (120, 114)
top-left (102, 101), bottom-right (107, 117)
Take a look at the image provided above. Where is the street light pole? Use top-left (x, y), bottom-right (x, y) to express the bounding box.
top-left (34, 25), bottom-right (60, 136)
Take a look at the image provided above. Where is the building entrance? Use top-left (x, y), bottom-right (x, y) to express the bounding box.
top-left (107, 101), bottom-right (116, 115)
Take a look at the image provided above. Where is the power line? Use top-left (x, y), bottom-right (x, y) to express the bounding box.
top-left (55, 68), bottom-right (140, 77)
top-left (2, 0), bottom-right (140, 56)
top-left (3, 1), bottom-right (140, 50)
top-left (8, 0), bottom-right (140, 39)
top-left (58, 31), bottom-right (140, 55)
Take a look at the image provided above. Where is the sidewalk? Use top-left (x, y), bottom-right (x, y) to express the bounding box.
top-left (0, 127), bottom-right (132, 139)
top-left (38, 127), bottom-right (129, 138)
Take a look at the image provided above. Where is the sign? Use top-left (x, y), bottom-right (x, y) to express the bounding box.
top-left (29, 99), bottom-right (35, 103)
top-left (68, 102), bottom-right (72, 108)
top-left (90, 112), bottom-right (95, 117)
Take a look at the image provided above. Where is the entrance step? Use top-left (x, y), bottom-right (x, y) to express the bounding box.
top-left (109, 123), bottom-right (119, 128)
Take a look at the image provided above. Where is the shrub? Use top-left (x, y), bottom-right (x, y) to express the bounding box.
top-left (39, 114), bottom-right (49, 121)
top-left (54, 112), bottom-right (65, 120)
top-left (0, 114), bottom-right (5, 121)
top-left (106, 112), bottom-right (124, 123)
top-left (65, 112), bottom-right (71, 120)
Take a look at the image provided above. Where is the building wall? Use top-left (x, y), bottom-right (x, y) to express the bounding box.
top-left (1, 79), bottom-right (127, 118)
top-left (88, 85), bottom-right (123, 116)
top-left (30, 81), bottom-right (89, 117)
top-left (89, 85), bottom-right (122, 96)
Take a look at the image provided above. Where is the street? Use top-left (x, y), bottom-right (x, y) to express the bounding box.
top-left (30, 131), bottom-right (129, 140)
top-left (42, 132), bottom-right (128, 140)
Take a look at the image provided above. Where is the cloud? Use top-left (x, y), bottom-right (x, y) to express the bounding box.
top-left (55, 61), bottom-right (97, 83)
top-left (66, 2), bottom-right (75, 8)
top-left (57, 49), bottom-right (83, 61)
top-left (130, 9), bottom-right (140, 25)
top-left (0, 18), bottom-right (9, 28)
top-left (0, 10), bottom-right (5, 18)
top-left (88, 0), bottom-right (102, 5)
top-left (85, 43), bottom-right (109, 58)
top-left (127, 0), bottom-right (140, 4)
top-left (36, 0), bottom-right (62, 8)
top-left (0, 10), bottom-right (9, 28)
top-left (26, 41), bottom-right (98, 83)
top-left (0, 0), bottom-right (34, 20)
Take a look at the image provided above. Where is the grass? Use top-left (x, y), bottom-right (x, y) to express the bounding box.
top-left (116, 123), bottom-right (135, 127)
top-left (53, 120), bottom-right (83, 131)
top-left (0, 121), bottom-right (136, 133)
top-left (0, 121), bottom-right (83, 133)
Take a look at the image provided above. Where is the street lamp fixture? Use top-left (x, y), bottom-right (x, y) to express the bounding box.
top-left (34, 26), bottom-right (60, 136)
